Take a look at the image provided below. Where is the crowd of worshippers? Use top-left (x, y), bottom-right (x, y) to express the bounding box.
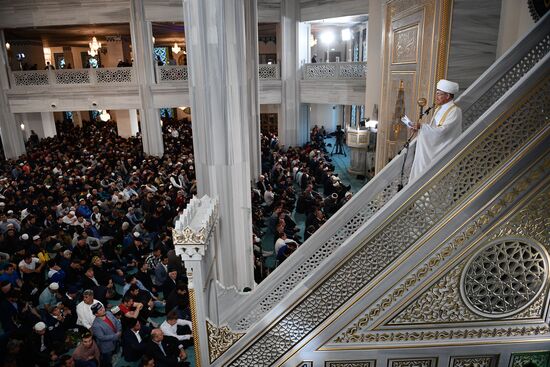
top-left (0, 117), bottom-right (198, 367)
top-left (250, 129), bottom-right (353, 282)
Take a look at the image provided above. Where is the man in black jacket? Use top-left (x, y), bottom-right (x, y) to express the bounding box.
top-left (144, 328), bottom-right (189, 367)
top-left (121, 318), bottom-right (147, 362)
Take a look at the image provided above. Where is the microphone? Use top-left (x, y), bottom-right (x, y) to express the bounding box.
top-left (422, 104), bottom-right (435, 116)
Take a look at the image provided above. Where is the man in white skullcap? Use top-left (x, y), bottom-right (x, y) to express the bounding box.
top-left (409, 79), bottom-right (462, 182)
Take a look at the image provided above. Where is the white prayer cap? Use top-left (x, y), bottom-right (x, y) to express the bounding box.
top-left (49, 282), bottom-right (59, 290)
top-left (436, 79), bottom-right (459, 94)
top-left (34, 322), bottom-right (46, 331)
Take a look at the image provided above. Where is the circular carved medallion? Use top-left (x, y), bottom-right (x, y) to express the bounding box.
top-left (460, 237), bottom-right (548, 318)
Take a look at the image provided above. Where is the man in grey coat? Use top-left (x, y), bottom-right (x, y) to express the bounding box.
top-left (91, 303), bottom-right (121, 367)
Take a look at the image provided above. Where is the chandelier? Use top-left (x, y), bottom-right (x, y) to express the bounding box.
top-left (172, 42), bottom-right (181, 54)
top-left (99, 110), bottom-right (111, 122)
top-left (88, 36), bottom-right (102, 57)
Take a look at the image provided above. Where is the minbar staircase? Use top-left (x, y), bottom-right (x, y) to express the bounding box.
top-left (174, 13), bottom-right (550, 367)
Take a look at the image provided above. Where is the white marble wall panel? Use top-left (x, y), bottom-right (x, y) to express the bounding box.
top-left (6, 83), bottom-right (282, 112)
top-left (144, 0), bottom-right (184, 21)
top-left (7, 86), bottom-right (140, 113)
top-left (258, 0), bottom-right (281, 22)
top-left (447, 0), bottom-right (501, 94)
top-left (143, 0), bottom-right (281, 23)
top-left (0, 0), bottom-right (129, 28)
top-left (151, 84), bottom-right (191, 108)
top-left (300, 0), bottom-right (368, 21)
top-left (300, 80), bottom-right (366, 105)
top-left (259, 80), bottom-right (282, 104)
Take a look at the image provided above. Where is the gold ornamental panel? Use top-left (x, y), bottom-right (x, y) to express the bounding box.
top-left (392, 25), bottom-right (419, 64)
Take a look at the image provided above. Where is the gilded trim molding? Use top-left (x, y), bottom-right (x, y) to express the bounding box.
top-left (188, 289), bottom-right (202, 367)
top-left (206, 320), bottom-right (244, 363)
top-left (436, 0), bottom-right (453, 82)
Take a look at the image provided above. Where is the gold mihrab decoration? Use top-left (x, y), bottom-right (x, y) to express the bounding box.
top-left (206, 320), bottom-right (244, 363)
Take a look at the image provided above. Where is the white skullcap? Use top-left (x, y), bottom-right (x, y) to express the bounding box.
top-left (34, 321), bottom-right (47, 331)
top-left (49, 282), bottom-right (59, 290)
top-left (33, 235), bottom-right (41, 241)
top-left (436, 79), bottom-right (459, 94)
top-left (21, 233), bottom-right (29, 240)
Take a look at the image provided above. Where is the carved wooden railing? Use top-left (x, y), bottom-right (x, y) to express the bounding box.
top-left (156, 64), bottom-right (281, 82)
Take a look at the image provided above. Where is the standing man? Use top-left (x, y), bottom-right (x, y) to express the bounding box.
top-left (409, 79), bottom-right (462, 182)
top-left (90, 303), bottom-right (121, 367)
top-left (76, 289), bottom-right (103, 330)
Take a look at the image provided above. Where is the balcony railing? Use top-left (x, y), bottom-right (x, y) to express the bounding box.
top-left (258, 63), bottom-right (280, 80)
top-left (303, 62), bottom-right (367, 80)
top-left (156, 64), bottom-right (281, 82)
top-left (11, 67), bottom-right (135, 87)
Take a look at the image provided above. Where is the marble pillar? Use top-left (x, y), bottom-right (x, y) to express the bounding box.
top-left (183, 0), bottom-right (255, 290)
top-left (130, 0), bottom-right (164, 157)
top-left (72, 111), bottom-right (83, 128)
top-left (114, 109), bottom-right (139, 138)
top-left (245, 0), bottom-right (262, 180)
top-left (279, 0), bottom-right (300, 148)
top-left (367, 0), bottom-right (384, 174)
top-left (40, 112), bottom-right (57, 138)
top-left (0, 31), bottom-right (25, 159)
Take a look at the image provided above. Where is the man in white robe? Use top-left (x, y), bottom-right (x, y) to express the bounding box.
top-left (409, 79), bottom-right (462, 182)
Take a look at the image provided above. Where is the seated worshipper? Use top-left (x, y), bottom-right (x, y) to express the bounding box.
top-left (154, 254), bottom-right (169, 288)
top-left (160, 311), bottom-right (193, 349)
top-left (76, 289), bottom-right (103, 330)
top-left (82, 266), bottom-right (109, 305)
top-left (60, 285), bottom-right (79, 328)
top-left (18, 251), bottom-right (45, 286)
top-left (46, 259), bottom-right (66, 288)
top-left (21, 321), bottom-right (55, 367)
top-left (71, 331), bottom-right (100, 367)
top-left (90, 303), bottom-right (122, 367)
top-left (136, 260), bottom-right (157, 294)
top-left (118, 293), bottom-right (148, 328)
top-left (38, 282), bottom-right (60, 314)
top-left (125, 284), bottom-right (163, 322)
top-left (145, 328), bottom-right (189, 367)
top-left (0, 262), bottom-right (23, 289)
top-left (409, 79), bottom-right (462, 182)
top-left (0, 289), bottom-right (24, 334)
top-left (121, 318), bottom-right (148, 362)
top-left (164, 282), bottom-right (190, 320)
top-left (162, 267), bottom-right (182, 297)
top-left (42, 302), bottom-right (69, 342)
top-left (277, 240), bottom-right (298, 264)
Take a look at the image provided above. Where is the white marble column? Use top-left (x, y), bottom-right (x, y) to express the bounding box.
top-left (72, 111), bottom-right (83, 128)
top-left (278, 0), bottom-right (300, 148)
top-left (130, 0), bottom-right (164, 157)
top-left (0, 31), bottom-right (25, 159)
top-left (245, 0), bottom-right (261, 179)
top-left (367, 0), bottom-right (385, 174)
top-left (183, 0), bottom-right (255, 290)
top-left (40, 112), bottom-right (57, 138)
top-left (114, 109), bottom-right (139, 138)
